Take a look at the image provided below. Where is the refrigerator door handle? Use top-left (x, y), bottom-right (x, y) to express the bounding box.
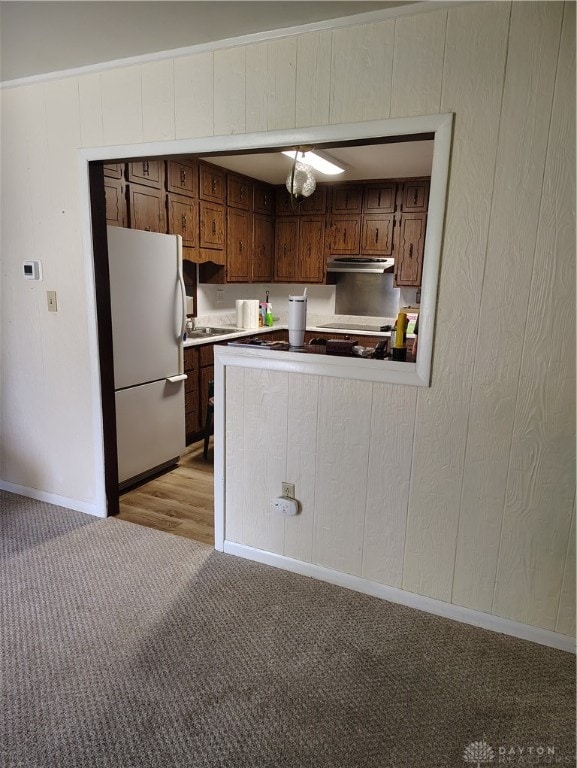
top-left (167, 374), bottom-right (187, 383)
top-left (178, 266), bottom-right (186, 342)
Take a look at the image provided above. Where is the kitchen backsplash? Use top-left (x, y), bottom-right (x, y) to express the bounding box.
top-left (197, 276), bottom-right (418, 327)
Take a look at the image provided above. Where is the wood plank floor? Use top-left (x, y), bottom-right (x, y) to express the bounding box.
top-left (117, 440), bottom-right (215, 544)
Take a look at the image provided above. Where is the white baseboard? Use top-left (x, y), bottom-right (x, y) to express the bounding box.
top-left (0, 481), bottom-right (105, 518)
top-left (224, 541), bottom-right (576, 654)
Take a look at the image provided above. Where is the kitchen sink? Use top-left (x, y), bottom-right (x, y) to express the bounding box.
top-left (186, 326), bottom-right (238, 338)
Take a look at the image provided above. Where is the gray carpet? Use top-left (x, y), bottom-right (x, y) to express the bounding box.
top-left (1, 491), bottom-right (575, 768)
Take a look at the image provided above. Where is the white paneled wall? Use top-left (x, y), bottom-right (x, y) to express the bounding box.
top-left (1, 2), bottom-right (574, 634)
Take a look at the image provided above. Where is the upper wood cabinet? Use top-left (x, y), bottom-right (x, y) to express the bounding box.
top-left (300, 187), bottom-right (327, 215)
top-left (227, 174), bottom-right (252, 211)
top-left (329, 215), bottom-right (361, 255)
top-left (298, 216), bottom-right (326, 283)
top-left (253, 183), bottom-right (276, 215)
top-left (394, 213), bottom-right (427, 286)
top-left (167, 194), bottom-right (199, 249)
top-left (252, 214), bottom-right (275, 282)
top-left (330, 185), bottom-right (362, 214)
top-left (128, 184), bottom-right (165, 232)
top-left (104, 178), bottom-right (127, 228)
top-left (399, 179), bottom-right (430, 213)
top-left (274, 217), bottom-right (299, 281)
top-left (226, 208), bottom-right (251, 282)
top-left (363, 183), bottom-right (396, 213)
top-left (103, 163), bottom-right (125, 180)
top-left (166, 160), bottom-right (198, 198)
top-left (127, 160), bottom-right (164, 189)
top-left (199, 201), bottom-right (225, 250)
top-left (361, 214), bottom-right (394, 256)
top-left (199, 162), bottom-right (226, 202)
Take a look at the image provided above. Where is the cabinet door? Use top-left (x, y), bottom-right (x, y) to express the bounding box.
top-left (400, 179), bottom-right (430, 213)
top-left (184, 348), bottom-right (200, 440)
top-left (252, 213), bottom-right (275, 282)
top-left (200, 364), bottom-right (214, 432)
top-left (328, 215), bottom-right (361, 255)
top-left (394, 213), bottom-right (427, 287)
top-left (168, 194), bottom-right (199, 248)
top-left (298, 216), bottom-right (325, 283)
top-left (103, 163), bottom-right (124, 179)
top-left (128, 184), bottom-right (166, 232)
top-left (199, 163), bottom-right (226, 202)
top-left (361, 214), bottom-right (394, 256)
top-left (226, 208), bottom-right (251, 282)
top-left (127, 160), bottom-right (164, 189)
top-left (253, 183), bottom-right (276, 215)
top-left (104, 178), bottom-right (127, 227)
top-left (363, 183), bottom-right (396, 213)
top-left (276, 187), bottom-right (294, 215)
top-left (300, 187), bottom-right (327, 214)
top-left (227, 174), bottom-right (252, 211)
top-left (167, 160), bottom-right (198, 198)
top-left (274, 217), bottom-right (299, 281)
top-left (199, 201), bottom-right (225, 249)
top-left (331, 185), bottom-right (362, 214)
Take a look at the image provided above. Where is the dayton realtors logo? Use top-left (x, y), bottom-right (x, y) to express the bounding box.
top-left (464, 740), bottom-right (562, 765)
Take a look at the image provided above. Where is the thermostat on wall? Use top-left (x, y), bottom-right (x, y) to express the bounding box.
top-left (23, 261), bottom-right (42, 280)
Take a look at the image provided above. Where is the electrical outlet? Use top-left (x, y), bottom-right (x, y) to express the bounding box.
top-left (47, 291), bottom-right (57, 312)
top-left (216, 289), bottom-right (224, 304)
top-left (281, 482), bottom-right (295, 499)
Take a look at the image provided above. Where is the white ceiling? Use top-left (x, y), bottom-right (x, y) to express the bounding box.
top-left (201, 141), bottom-right (434, 184)
top-left (0, 1), bottom-right (412, 82)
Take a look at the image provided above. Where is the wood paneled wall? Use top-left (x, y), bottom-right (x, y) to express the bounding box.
top-left (1, 2), bottom-right (574, 634)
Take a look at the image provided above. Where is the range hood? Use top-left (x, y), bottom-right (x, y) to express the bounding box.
top-left (327, 257), bottom-right (394, 274)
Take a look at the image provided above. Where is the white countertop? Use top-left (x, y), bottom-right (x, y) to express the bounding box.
top-left (183, 324), bottom-right (414, 348)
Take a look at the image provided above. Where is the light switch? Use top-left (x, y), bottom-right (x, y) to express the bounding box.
top-left (47, 291), bottom-right (57, 312)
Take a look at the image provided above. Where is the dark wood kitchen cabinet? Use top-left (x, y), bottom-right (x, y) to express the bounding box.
top-left (328, 215), bottom-right (361, 255)
top-left (166, 159), bottom-right (198, 198)
top-left (184, 347), bottom-right (201, 441)
top-left (128, 184), bottom-right (166, 232)
top-left (226, 208), bottom-right (252, 282)
top-left (199, 201), bottom-right (225, 251)
top-left (104, 177), bottom-right (127, 227)
top-left (167, 194), bottom-right (199, 248)
top-left (298, 216), bottom-right (325, 283)
top-left (253, 183), bottom-right (276, 215)
top-left (399, 179), bottom-right (429, 213)
top-left (331, 184), bottom-right (363, 214)
top-left (227, 174), bottom-right (252, 211)
top-left (363, 182), bottom-right (396, 213)
top-left (360, 214), bottom-right (394, 256)
top-left (394, 212), bottom-right (427, 286)
top-left (274, 217), bottom-right (299, 281)
top-left (127, 160), bottom-right (164, 189)
top-left (103, 162), bottom-right (124, 179)
top-left (199, 162), bottom-right (226, 203)
top-left (252, 213), bottom-right (275, 282)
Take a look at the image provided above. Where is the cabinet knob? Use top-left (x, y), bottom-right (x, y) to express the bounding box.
top-left (211, 177), bottom-right (217, 193)
top-left (413, 189), bottom-right (418, 205)
top-left (143, 160), bottom-right (149, 175)
top-left (182, 214), bottom-right (187, 229)
top-left (239, 240), bottom-right (243, 253)
top-left (409, 243), bottom-right (414, 258)
top-left (375, 228), bottom-right (379, 243)
top-left (211, 220), bottom-right (217, 235)
top-left (378, 191), bottom-right (382, 207)
top-left (180, 168), bottom-right (187, 185)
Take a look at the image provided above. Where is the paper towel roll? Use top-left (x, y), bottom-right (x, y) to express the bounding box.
top-left (242, 300), bottom-right (260, 330)
top-left (186, 296), bottom-right (194, 316)
top-left (235, 300), bottom-right (245, 328)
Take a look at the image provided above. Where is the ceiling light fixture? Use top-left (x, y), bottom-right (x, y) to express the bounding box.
top-left (282, 149), bottom-right (345, 176)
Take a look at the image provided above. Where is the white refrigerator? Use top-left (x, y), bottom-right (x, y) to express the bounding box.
top-left (107, 226), bottom-right (187, 489)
